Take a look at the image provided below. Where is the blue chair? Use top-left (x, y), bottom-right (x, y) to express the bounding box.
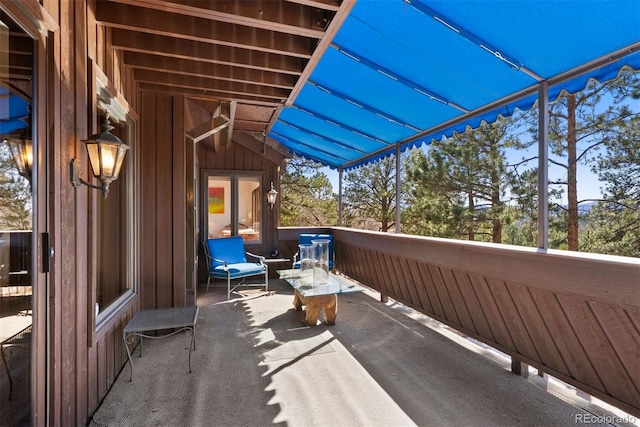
top-left (292, 233), bottom-right (335, 271)
top-left (203, 236), bottom-right (268, 299)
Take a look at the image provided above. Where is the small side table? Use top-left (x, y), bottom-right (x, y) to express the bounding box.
top-left (123, 306), bottom-right (198, 381)
top-left (263, 258), bottom-right (290, 280)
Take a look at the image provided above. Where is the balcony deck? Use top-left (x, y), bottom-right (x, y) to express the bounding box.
top-left (89, 279), bottom-right (633, 427)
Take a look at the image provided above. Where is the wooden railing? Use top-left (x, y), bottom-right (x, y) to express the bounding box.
top-left (278, 226), bottom-right (640, 416)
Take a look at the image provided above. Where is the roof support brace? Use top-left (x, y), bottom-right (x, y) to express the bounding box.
top-left (537, 82), bottom-right (549, 250)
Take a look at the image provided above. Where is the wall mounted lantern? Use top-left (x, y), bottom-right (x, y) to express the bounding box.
top-left (7, 105), bottom-right (33, 184)
top-left (267, 182), bottom-right (278, 209)
top-left (71, 114), bottom-right (129, 198)
top-left (7, 135), bottom-right (33, 183)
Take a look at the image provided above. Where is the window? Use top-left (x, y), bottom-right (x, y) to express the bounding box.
top-left (95, 114), bottom-right (136, 325)
top-left (205, 172), bottom-right (262, 243)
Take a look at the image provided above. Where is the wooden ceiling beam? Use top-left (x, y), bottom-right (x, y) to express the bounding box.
top-left (105, 0), bottom-right (328, 38)
top-left (137, 80), bottom-right (283, 105)
top-left (122, 52), bottom-right (296, 90)
top-left (133, 69), bottom-right (290, 99)
top-left (96, 1), bottom-right (314, 59)
top-left (285, 0), bottom-right (341, 12)
top-left (139, 83), bottom-right (284, 107)
top-left (111, 30), bottom-right (305, 76)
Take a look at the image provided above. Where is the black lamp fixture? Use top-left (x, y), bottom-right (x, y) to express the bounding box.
top-left (7, 105), bottom-right (33, 184)
top-left (7, 135), bottom-right (33, 183)
top-left (71, 113), bottom-right (129, 198)
top-left (266, 182), bottom-right (278, 209)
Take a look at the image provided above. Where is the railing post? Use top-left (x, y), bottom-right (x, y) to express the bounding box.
top-left (511, 356), bottom-right (529, 378)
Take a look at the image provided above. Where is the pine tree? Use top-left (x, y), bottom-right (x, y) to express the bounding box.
top-left (280, 155), bottom-right (337, 226)
top-left (535, 68), bottom-right (640, 251)
top-left (342, 155), bottom-right (400, 232)
top-left (0, 141), bottom-right (32, 230)
top-left (404, 117), bottom-right (527, 242)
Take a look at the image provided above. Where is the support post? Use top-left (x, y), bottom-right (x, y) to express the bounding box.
top-left (338, 167), bottom-right (343, 227)
top-left (395, 143), bottom-right (401, 234)
top-left (537, 82), bottom-right (549, 250)
top-left (511, 356), bottom-right (529, 378)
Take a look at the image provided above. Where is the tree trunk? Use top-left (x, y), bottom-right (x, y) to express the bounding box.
top-left (381, 196), bottom-right (389, 232)
top-left (566, 93), bottom-right (579, 251)
top-left (468, 190), bottom-right (475, 240)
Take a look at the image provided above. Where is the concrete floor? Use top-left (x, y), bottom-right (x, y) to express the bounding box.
top-left (89, 279), bottom-right (633, 427)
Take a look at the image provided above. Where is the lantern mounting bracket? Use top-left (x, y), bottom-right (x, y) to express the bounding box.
top-left (70, 158), bottom-right (110, 198)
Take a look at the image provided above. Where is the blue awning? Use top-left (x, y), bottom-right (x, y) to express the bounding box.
top-left (268, 0), bottom-right (640, 170)
top-left (0, 86), bottom-right (29, 136)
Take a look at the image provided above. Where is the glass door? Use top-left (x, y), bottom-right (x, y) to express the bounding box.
top-left (204, 173), bottom-right (262, 243)
top-left (0, 11), bottom-right (35, 426)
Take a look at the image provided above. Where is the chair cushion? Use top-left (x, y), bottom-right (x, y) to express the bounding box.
top-left (207, 236), bottom-right (247, 267)
top-left (210, 262), bottom-right (265, 279)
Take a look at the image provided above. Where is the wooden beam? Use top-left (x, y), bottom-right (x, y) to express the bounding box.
top-left (133, 69), bottom-right (289, 101)
top-left (232, 131), bottom-right (287, 165)
top-left (225, 101), bottom-right (237, 148)
top-left (285, 0), bottom-right (341, 12)
top-left (96, 1), bottom-right (313, 59)
top-left (138, 83), bottom-right (283, 107)
top-left (283, 0), bottom-right (355, 106)
top-left (105, 0), bottom-right (327, 39)
top-left (122, 52), bottom-right (296, 90)
top-left (111, 30), bottom-right (305, 76)
top-left (187, 116), bottom-right (230, 143)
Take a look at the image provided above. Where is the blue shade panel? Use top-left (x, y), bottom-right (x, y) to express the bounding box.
top-left (269, 0), bottom-right (640, 170)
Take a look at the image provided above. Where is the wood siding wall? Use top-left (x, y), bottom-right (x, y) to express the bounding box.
top-left (279, 227), bottom-right (640, 416)
top-left (139, 92), bottom-right (187, 310)
top-left (1, 1), bottom-right (143, 425)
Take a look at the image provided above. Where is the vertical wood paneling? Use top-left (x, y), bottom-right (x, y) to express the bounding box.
top-left (97, 339), bottom-right (106, 404)
top-left (155, 95), bottom-right (173, 308)
top-left (172, 96), bottom-right (186, 307)
top-left (140, 92), bottom-right (158, 309)
top-left (87, 339), bottom-right (98, 414)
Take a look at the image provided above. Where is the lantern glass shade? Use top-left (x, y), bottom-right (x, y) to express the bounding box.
top-left (82, 116), bottom-right (129, 184)
top-left (267, 182), bottom-right (278, 207)
top-left (7, 137), bottom-right (33, 180)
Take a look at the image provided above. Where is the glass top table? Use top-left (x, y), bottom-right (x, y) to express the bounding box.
top-left (277, 269), bottom-right (363, 297)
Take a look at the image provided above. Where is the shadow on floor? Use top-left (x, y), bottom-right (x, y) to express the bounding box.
top-left (89, 279), bottom-right (621, 427)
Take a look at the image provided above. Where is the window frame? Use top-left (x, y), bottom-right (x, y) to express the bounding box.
top-left (91, 65), bottom-right (138, 333)
top-left (202, 169), bottom-right (264, 245)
